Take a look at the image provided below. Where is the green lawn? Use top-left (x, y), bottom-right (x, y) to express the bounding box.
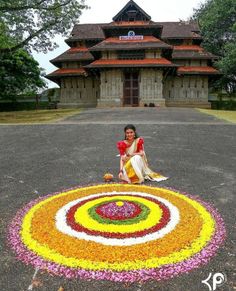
top-left (198, 109), bottom-right (236, 124)
top-left (0, 109), bottom-right (81, 124)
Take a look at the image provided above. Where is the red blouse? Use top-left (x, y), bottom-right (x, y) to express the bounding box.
top-left (117, 137), bottom-right (144, 155)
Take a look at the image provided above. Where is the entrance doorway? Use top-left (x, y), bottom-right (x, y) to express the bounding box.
top-left (123, 72), bottom-right (139, 106)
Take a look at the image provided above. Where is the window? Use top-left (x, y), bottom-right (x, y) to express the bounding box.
top-left (118, 50), bottom-right (144, 60)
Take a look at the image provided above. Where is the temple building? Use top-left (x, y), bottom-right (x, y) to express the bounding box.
top-left (46, 0), bottom-right (219, 108)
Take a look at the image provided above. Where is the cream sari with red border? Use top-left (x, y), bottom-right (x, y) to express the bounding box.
top-left (121, 138), bottom-right (168, 184)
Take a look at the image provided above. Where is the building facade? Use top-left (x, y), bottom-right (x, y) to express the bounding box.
top-left (47, 0), bottom-right (219, 108)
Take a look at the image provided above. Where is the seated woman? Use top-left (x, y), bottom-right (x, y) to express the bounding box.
top-left (117, 124), bottom-right (168, 184)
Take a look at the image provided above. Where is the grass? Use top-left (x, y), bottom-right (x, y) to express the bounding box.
top-left (198, 109), bottom-right (236, 124)
top-left (0, 109), bottom-right (82, 124)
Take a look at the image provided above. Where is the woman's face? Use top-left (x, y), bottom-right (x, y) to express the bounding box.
top-left (125, 129), bottom-right (135, 141)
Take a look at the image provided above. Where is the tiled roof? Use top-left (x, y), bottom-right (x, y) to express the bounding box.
top-left (46, 68), bottom-right (87, 79)
top-left (68, 47), bottom-right (89, 52)
top-left (159, 22), bottom-right (201, 39)
top-left (177, 66), bottom-right (219, 74)
top-left (50, 48), bottom-right (94, 64)
top-left (172, 50), bottom-right (218, 60)
top-left (172, 45), bottom-right (218, 60)
top-left (173, 45), bottom-right (203, 51)
top-left (89, 36), bottom-right (171, 51)
top-left (86, 58), bottom-right (175, 68)
top-left (65, 21), bottom-right (200, 42)
top-left (66, 23), bottom-right (106, 41)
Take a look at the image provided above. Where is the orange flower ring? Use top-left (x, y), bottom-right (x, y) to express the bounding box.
top-left (8, 184), bottom-right (226, 282)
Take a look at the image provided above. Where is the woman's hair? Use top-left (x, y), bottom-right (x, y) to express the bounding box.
top-left (124, 124), bottom-right (138, 139)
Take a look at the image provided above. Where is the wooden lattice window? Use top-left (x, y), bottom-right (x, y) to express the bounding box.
top-left (118, 50), bottom-right (144, 60)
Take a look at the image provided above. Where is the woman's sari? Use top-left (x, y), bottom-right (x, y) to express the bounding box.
top-left (118, 138), bottom-right (168, 184)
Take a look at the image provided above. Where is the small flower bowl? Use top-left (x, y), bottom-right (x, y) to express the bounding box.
top-left (103, 173), bottom-right (114, 182)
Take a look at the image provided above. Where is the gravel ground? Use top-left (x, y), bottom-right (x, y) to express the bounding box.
top-left (0, 108), bottom-right (235, 291)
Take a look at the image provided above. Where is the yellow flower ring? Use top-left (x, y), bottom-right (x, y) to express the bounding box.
top-left (8, 184), bottom-right (226, 282)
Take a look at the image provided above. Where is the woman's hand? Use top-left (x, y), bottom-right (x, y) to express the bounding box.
top-left (118, 170), bottom-right (123, 180)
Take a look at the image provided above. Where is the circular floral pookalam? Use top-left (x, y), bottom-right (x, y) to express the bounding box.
top-left (8, 184), bottom-right (226, 282)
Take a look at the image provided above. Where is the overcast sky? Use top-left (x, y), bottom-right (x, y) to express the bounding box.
top-left (33, 0), bottom-right (204, 88)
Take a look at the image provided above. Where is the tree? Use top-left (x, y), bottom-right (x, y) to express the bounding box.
top-left (0, 49), bottom-right (45, 101)
top-left (0, 0), bottom-right (88, 53)
top-left (192, 0), bottom-right (236, 93)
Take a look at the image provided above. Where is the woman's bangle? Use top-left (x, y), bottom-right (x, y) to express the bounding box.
top-left (119, 169), bottom-right (123, 174)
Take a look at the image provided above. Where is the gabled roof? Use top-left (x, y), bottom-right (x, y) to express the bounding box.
top-left (113, 0), bottom-right (151, 21)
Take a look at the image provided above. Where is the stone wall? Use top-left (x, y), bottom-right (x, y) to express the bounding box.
top-left (59, 76), bottom-right (99, 108)
top-left (139, 69), bottom-right (165, 106)
top-left (163, 75), bottom-right (210, 108)
top-left (98, 69), bottom-right (123, 107)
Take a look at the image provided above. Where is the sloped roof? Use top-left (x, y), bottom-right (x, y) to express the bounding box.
top-left (46, 68), bottom-right (87, 79)
top-left (173, 50), bottom-right (218, 60)
top-left (172, 45), bottom-right (218, 60)
top-left (86, 58), bottom-right (176, 68)
top-left (51, 47), bottom-right (94, 64)
top-left (173, 45), bottom-right (203, 51)
top-left (157, 22), bottom-right (201, 39)
top-left (66, 23), bottom-right (106, 42)
top-left (177, 66), bottom-right (219, 75)
top-left (65, 21), bottom-right (201, 43)
top-left (89, 36), bottom-right (172, 51)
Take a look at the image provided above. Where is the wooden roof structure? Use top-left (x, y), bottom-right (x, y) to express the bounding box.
top-left (47, 0), bottom-right (219, 80)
